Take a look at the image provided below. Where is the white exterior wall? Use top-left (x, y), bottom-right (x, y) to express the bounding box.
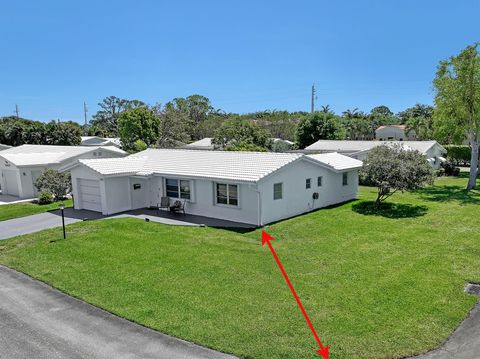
top-left (376, 127), bottom-right (416, 141)
top-left (258, 159), bottom-right (358, 225)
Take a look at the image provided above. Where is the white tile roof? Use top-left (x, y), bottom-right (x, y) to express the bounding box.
top-left (304, 140), bottom-right (445, 154)
top-left (77, 149), bottom-right (362, 182)
top-left (308, 152), bottom-right (363, 171)
top-left (0, 144), bottom-right (126, 167)
top-left (184, 138), bottom-right (214, 149)
top-left (0, 144), bottom-right (11, 151)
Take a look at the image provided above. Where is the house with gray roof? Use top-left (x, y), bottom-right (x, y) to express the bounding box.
top-left (64, 149), bottom-right (362, 226)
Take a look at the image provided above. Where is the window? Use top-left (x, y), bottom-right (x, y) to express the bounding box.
top-left (317, 176), bottom-right (323, 187)
top-left (342, 173), bottom-right (348, 186)
top-left (306, 178), bottom-right (311, 189)
top-left (216, 183), bottom-right (238, 206)
top-left (273, 183), bottom-right (283, 200)
top-left (166, 178), bottom-right (191, 199)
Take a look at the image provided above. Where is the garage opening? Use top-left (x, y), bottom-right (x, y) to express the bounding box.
top-left (78, 179), bottom-right (102, 212)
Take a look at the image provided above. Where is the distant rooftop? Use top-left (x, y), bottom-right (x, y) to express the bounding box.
top-left (304, 140), bottom-right (445, 154)
top-left (0, 144), bottom-right (126, 167)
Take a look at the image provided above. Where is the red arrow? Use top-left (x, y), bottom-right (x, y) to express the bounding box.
top-left (262, 230), bottom-right (329, 359)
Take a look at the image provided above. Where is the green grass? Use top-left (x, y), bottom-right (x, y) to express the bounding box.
top-left (0, 199), bottom-right (73, 222)
top-left (0, 177), bottom-right (479, 359)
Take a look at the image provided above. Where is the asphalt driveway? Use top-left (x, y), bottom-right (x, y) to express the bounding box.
top-left (411, 301), bottom-right (480, 359)
top-left (0, 265), bottom-right (236, 359)
top-left (0, 212), bottom-right (81, 240)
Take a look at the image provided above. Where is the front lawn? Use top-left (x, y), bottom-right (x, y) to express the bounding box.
top-left (0, 199), bottom-right (73, 222)
top-left (0, 177), bottom-right (479, 359)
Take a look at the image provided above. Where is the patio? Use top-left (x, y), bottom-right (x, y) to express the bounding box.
top-left (52, 207), bottom-right (256, 229)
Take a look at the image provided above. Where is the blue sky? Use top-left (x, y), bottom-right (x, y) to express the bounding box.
top-left (0, 0), bottom-right (478, 123)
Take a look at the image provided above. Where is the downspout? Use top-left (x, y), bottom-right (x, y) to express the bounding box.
top-left (251, 184), bottom-right (262, 227)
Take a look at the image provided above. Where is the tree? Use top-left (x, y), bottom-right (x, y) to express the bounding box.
top-left (320, 105), bottom-right (333, 114)
top-left (212, 119), bottom-right (270, 150)
top-left (295, 112), bottom-right (346, 148)
top-left (341, 109), bottom-right (371, 140)
top-left (118, 107), bottom-right (160, 152)
top-left (164, 95), bottom-right (217, 140)
top-left (155, 102), bottom-right (191, 148)
top-left (34, 169), bottom-right (71, 200)
top-left (90, 96), bottom-right (146, 137)
top-left (433, 43), bottom-right (480, 190)
top-left (45, 121), bottom-right (82, 145)
top-left (360, 145), bottom-right (434, 205)
top-left (397, 104), bottom-right (434, 123)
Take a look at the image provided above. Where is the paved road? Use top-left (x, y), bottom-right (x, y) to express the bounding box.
top-left (0, 212), bottom-right (81, 240)
top-left (411, 302), bottom-right (480, 359)
top-left (0, 266), bottom-right (236, 359)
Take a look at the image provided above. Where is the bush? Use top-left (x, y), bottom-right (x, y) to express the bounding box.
top-left (445, 145), bottom-right (471, 166)
top-left (441, 161), bottom-right (461, 176)
top-left (35, 169), bottom-right (71, 200)
top-left (38, 191), bottom-right (54, 205)
top-left (360, 144), bottom-right (434, 204)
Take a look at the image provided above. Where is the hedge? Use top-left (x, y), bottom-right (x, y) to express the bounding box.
top-left (445, 145), bottom-right (471, 165)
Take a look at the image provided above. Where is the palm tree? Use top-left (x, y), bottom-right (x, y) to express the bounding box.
top-left (320, 105), bottom-right (332, 114)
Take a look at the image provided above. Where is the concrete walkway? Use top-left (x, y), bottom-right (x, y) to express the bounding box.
top-left (0, 265), bottom-right (236, 359)
top-left (411, 301), bottom-right (480, 359)
top-left (0, 194), bottom-right (35, 205)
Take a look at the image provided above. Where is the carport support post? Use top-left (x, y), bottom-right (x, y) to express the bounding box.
top-left (59, 203), bottom-right (66, 239)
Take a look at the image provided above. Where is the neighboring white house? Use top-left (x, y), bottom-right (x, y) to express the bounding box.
top-left (64, 149), bottom-right (363, 226)
top-left (375, 125), bottom-right (416, 141)
top-left (0, 145), bottom-right (127, 198)
top-left (303, 140), bottom-right (447, 169)
top-left (81, 136), bottom-right (122, 147)
top-left (183, 138), bottom-right (214, 150)
top-left (0, 144), bottom-right (11, 151)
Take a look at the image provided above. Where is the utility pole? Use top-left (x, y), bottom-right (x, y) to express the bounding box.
top-left (14, 104), bottom-right (19, 118)
top-left (311, 84), bottom-right (316, 113)
top-left (83, 102), bottom-right (88, 126)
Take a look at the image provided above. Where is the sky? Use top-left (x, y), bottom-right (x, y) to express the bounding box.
top-left (0, 0), bottom-right (478, 123)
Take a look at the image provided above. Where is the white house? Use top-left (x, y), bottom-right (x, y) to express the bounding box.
top-left (81, 136), bottom-right (122, 147)
top-left (375, 125), bottom-right (416, 141)
top-left (183, 138), bottom-right (214, 150)
top-left (0, 145), bottom-right (127, 198)
top-left (303, 140), bottom-right (447, 169)
top-left (0, 144), bottom-right (11, 151)
top-left (65, 149), bottom-right (363, 226)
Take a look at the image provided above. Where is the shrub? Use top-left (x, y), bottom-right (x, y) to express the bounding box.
top-left (441, 161), bottom-right (461, 176)
top-left (35, 169), bottom-right (71, 200)
top-left (38, 191), bottom-right (54, 205)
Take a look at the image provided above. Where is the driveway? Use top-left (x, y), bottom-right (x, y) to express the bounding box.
top-left (0, 212), bottom-right (82, 240)
top-left (411, 301), bottom-right (480, 359)
top-left (0, 194), bottom-right (34, 205)
top-left (0, 265), bottom-right (236, 359)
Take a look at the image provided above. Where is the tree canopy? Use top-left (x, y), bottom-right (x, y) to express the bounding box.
top-left (433, 43), bottom-right (480, 189)
top-left (295, 112), bottom-right (346, 148)
top-left (360, 145), bottom-right (434, 204)
top-left (212, 119), bottom-right (270, 150)
top-left (118, 107), bottom-right (160, 152)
